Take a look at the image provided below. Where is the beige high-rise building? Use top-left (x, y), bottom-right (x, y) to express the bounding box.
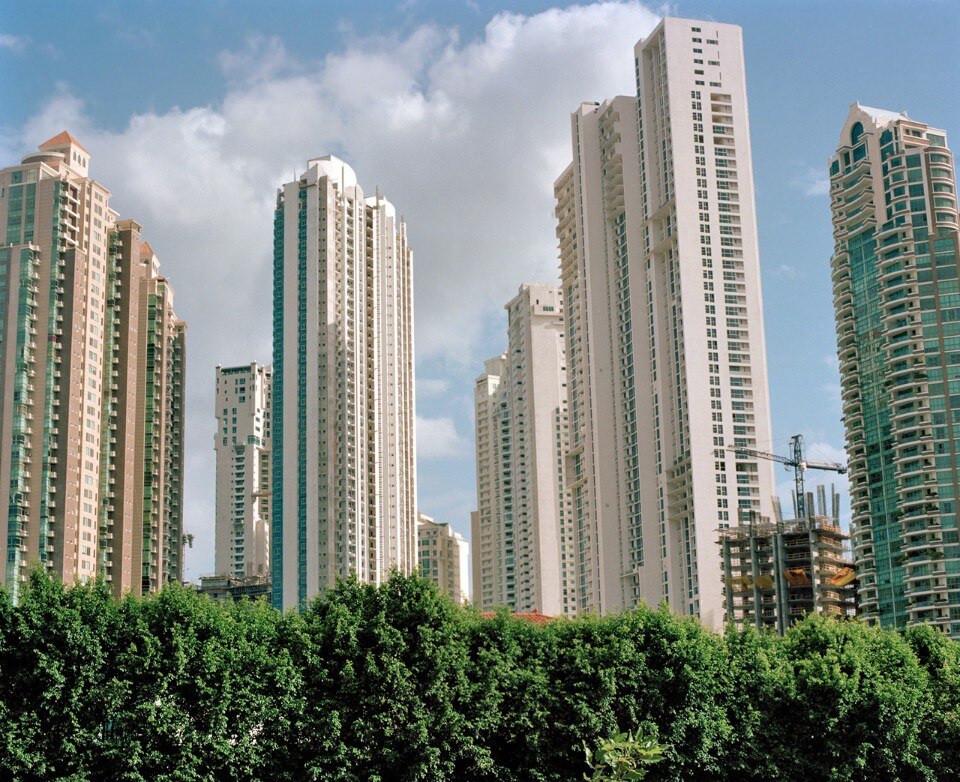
top-left (472, 355), bottom-right (507, 609)
top-left (555, 18), bottom-right (776, 628)
top-left (215, 363), bottom-right (272, 579)
top-left (0, 132), bottom-right (186, 599)
top-left (472, 284), bottom-right (576, 616)
top-left (418, 513), bottom-right (468, 604)
top-left (272, 156), bottom-right (416, 610)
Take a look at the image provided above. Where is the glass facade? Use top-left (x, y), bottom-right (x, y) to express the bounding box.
top-left (831, 108), bottom-right (960, 637)
top-left (271, 201), bottom-right (285, 609)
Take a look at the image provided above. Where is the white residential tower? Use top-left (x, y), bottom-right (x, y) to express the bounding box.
top-left (271, 156), bottom-right (416, 610)
top-left (215, 362), bottom-right (272, 580)
top-left (472, 284), bottom-right (576, 616)
top-left (555, 18), bottom-right (776, 628)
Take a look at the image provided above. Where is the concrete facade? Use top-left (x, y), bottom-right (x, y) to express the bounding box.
top-left (418, 513), bottom-right (468, 604)
top-left (472, 284), bottom-right (576, 616)
top-left (215, 362), bottom-right (272, 579)
top-left (555, 18), bottom-right (776, 628)
top-left (271, 156), bottom-right (416, 610)
top-left (0, 133), bottom-right (185, 598)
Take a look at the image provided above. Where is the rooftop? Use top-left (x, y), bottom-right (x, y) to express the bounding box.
top-left (855, 103), bottom-right (909, 126)
top-left (39, 130), bottom-right (89, 154)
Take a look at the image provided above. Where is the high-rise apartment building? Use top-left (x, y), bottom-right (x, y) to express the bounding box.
top-left (555, 18), bottom-right (776, 628)
top-left (472, 284), bottom-right (576, 616)
top-left (472, 354), bottom-right (507, 608)
top-left (418, 513), bottom-right (468, 604)
top-left (830, 105), bottom-right (960, 637)
top-left (271, 156), bottom-right (416, 610)
top-left (0, 133), bottom-right (186, 598)
top-left (215, 362), bottom-right (272, 579)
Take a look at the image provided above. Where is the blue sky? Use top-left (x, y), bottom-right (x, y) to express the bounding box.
top-left (1, 1), bottom-right (958, 580)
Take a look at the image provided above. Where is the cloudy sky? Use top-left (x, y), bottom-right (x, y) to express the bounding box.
top-left (1, 0), bottom-right (957, 580)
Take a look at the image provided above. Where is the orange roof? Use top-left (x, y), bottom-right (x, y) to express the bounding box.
top-left (39, 130), bottom-right (89, 154)
top-left (139, 241), bottom-right (154, 257)
top-left (481, 611), bottom-right (555, 625)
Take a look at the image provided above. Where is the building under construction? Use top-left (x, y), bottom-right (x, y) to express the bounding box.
top-left (718, 486), bottom-right (857, 634)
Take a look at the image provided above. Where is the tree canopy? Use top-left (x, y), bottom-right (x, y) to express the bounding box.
top-left (0, 570), bottom-right (956, 781)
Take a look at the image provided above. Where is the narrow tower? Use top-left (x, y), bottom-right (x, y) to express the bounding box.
top-left (271, 156), bottom-right (416, 610)
top-left (215, 362), bottom-right (272, 580)
top-left (472, 283), bottom-right (576, 615)
top-left (830, 105), bottom-right (960, 636)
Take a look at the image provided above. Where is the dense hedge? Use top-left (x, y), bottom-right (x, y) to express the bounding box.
top-left (0, 570), bottom-right (957, 781)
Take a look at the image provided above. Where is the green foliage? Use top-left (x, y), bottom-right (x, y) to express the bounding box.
top-left (584, 729), bottom-right (665, 781)
top-left (0, 569), bottom-right (956, 781)
top-left (905, 624), bottom-right (960, 782)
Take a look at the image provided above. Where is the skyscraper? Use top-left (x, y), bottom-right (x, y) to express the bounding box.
top-left (271, 156), bottom-right (416, 610)
top-left (555, 18), bottom-right (776, 628)
top-left (0, 133), bottom-right (186, 598)
top-left (418, 513), bottom-right (468, 604)
top-left (472, 283), bottom-right (576, 616)
top-left (472, 354), bottom-right (507, 609)
top-left (830, 105), bottom-right (960, 637)
top-left (215, 362), bottom-right (272, 580)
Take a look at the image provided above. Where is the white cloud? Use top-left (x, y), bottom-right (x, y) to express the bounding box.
top-left (416, 416), bottom-right (470, 459)
top-left (6, 2), bottom-right (661, 577)
top-left (418, 377), bottom-right (451, 397)
top-left (0, 33), bottom-right (58, 58)
top-left (790, 164), bottom-right (830, 197)
top-left (0, 34), bottom-right (27, 53)
top-left (772, 263), bottom-right (799, 279)
top-left (218, 35), bottom-right (302, 84)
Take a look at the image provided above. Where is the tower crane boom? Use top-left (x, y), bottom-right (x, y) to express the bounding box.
top-left (729, 434), bottom-right (846, 521)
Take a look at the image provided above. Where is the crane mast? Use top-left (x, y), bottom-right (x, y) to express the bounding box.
top-left (730, 434), bottom-right (846, 520)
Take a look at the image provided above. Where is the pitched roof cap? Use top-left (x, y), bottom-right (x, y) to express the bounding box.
top-left (855, 104), bottom-right (909, 125)
top-left (38, 130), bottom-right (89, 154)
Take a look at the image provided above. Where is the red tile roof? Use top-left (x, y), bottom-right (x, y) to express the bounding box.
top-left (481, 611), bottom-right (555, 625)
top-left (39, 130), bottom-right (89, 154)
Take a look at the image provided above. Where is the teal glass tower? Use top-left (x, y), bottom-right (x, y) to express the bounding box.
top-left (830, 105), bottom-right (960, 636)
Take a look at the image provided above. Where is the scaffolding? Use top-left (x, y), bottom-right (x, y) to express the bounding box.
top-left (197, 574), bottom-right (271, 602)
top-left (718, 487), bottom-right (857, 634)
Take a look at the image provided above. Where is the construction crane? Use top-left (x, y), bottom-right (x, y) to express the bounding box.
top-left (180, 533), bottom-right (195, 585)
top-left (730, 434), bottom-right (846, 520)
